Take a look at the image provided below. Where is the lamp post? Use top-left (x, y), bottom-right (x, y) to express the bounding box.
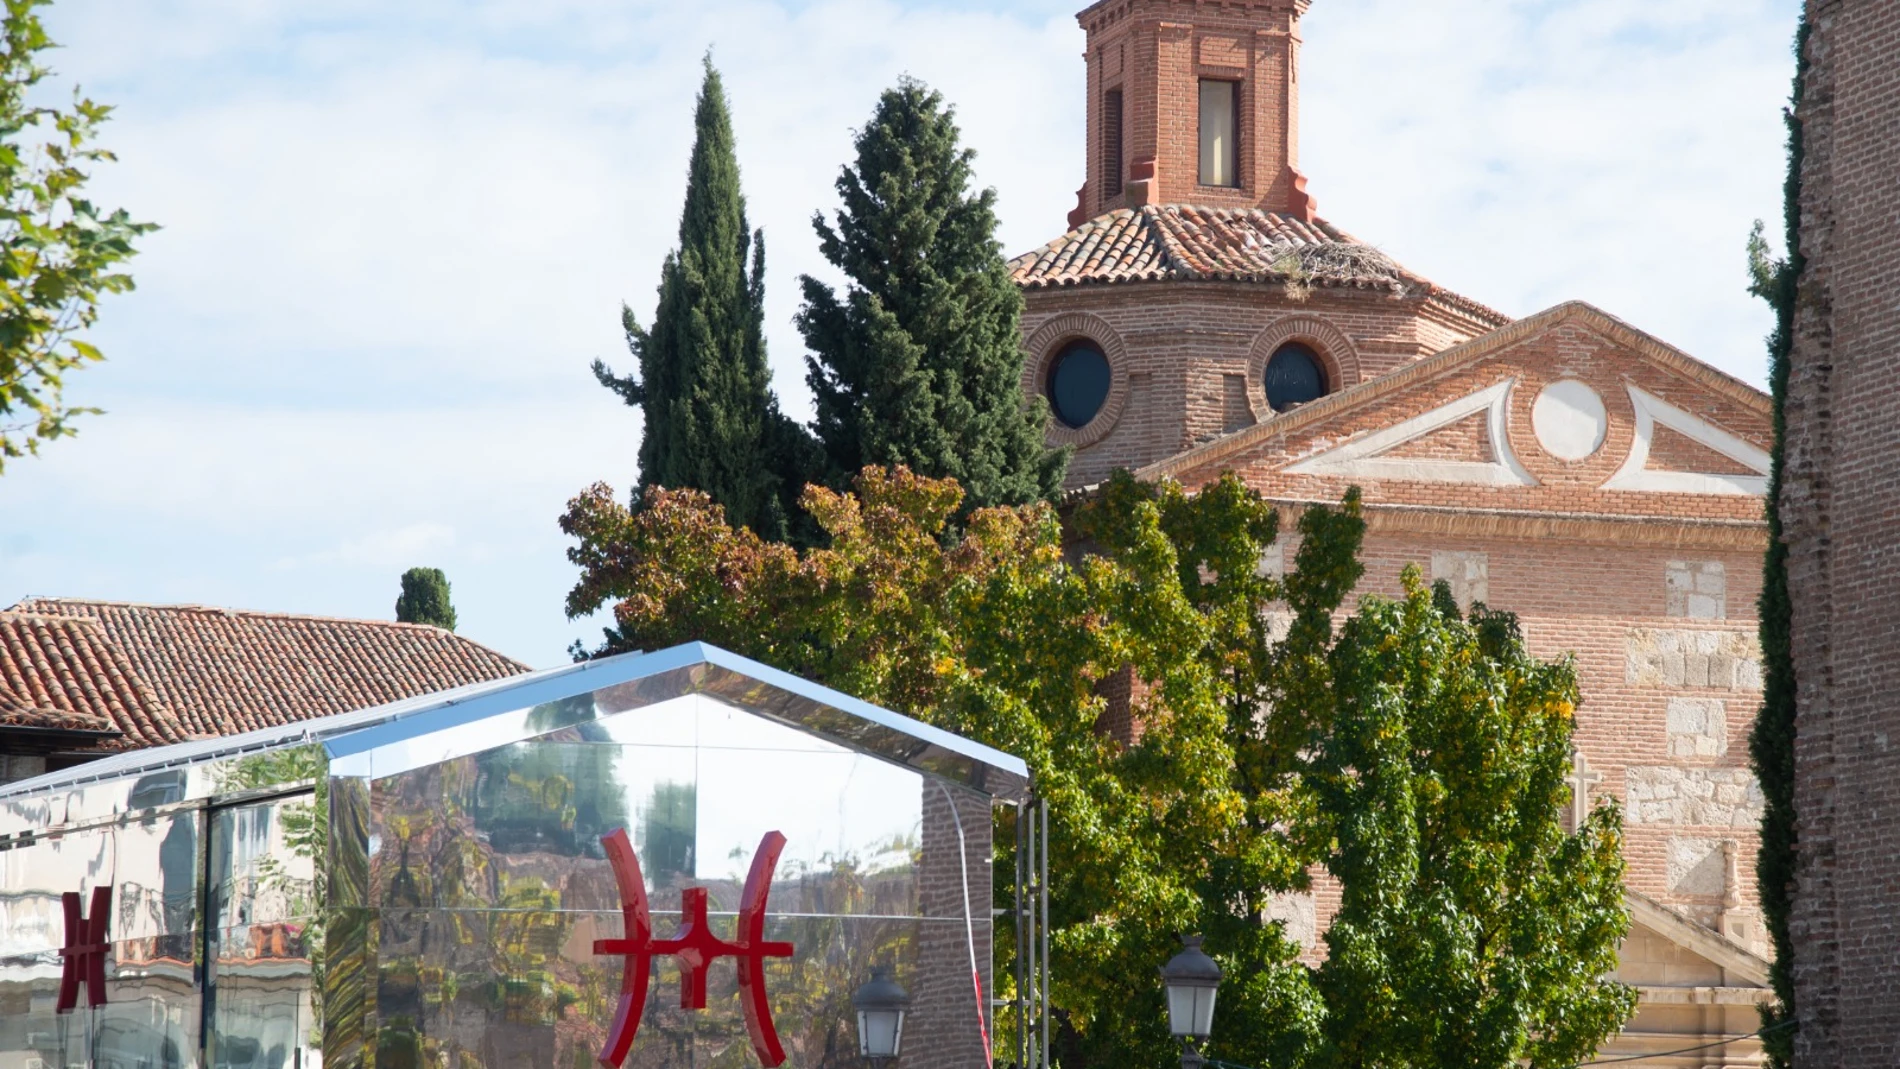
top-left (1159, 935), bottom-right (1222, 1069)
top-left (853, 966), bottom-right (911, 1065)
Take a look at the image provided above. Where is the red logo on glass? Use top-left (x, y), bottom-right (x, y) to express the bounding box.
top-left (57, 886), bottom-right (112, 1013)
top-left (594, 828), bottom-right (793, 1069)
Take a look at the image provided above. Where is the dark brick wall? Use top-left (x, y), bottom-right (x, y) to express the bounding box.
top-left (907, 783), bottom-right (995, 1069)
top-left (1782, 1), bottom-right (1900, 1064)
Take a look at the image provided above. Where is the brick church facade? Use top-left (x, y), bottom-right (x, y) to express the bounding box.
top-left (1011, 1), bottom-right (1776, 1063)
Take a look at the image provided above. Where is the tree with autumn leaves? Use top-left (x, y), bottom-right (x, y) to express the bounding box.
top-left (559, 467), bottom-right (1634, 1069)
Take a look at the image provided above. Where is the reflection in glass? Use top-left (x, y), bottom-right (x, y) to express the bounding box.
top-left (0, 650), bottom-right (1021, 1069)
top-left (208, 795), bottom-right (319, 1069)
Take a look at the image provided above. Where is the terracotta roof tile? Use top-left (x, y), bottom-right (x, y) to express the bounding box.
top-left (6, 598), bottom-right (531, 741)
top-left (0, 613), bottom-right (183, 746)
top-left (1010, 205), bottom-right (1510, 327)
top-left (1010, 205), bottom-right (1399, 288)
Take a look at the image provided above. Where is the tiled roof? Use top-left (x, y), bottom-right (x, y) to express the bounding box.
top-left (5, 598), bottom-right (531, 742)
top-left (1010, 205), bottom-right (1511, 327)
top-left (0, 613), bottom-right (184, 746)
top-left (1011, 205), bottom-right (1407, 291)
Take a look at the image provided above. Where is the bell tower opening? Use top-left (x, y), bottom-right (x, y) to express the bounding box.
top-left (1071, 0), bottom-right (1318, 227)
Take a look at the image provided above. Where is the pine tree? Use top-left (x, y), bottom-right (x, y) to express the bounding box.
top-left (1745, 16), bottom-right (1809, 1068)
top-left (798, 79), bottom-right (1064, 509)
top-left (395, 567), bottom-right (457, 631)
top-left (594, 57), bottom-right (811, 540)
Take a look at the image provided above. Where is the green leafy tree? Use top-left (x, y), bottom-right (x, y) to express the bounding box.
top-left (1312, 573), bottom-right (1634, 1069)
top-left (594, 57), bottom-right (812, 540)
top-left (395, 566), bottom-right (457, 630)
top-left (560, 467), bottom-right (1635, 1069)
top-left (799, 80), bottom-right (1064, 510)
top-left (0, 0), bottom-right (156, 473)
top-left (1745, 14), bottom-right (1810, 1067)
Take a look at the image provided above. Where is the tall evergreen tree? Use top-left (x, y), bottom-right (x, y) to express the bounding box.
top-left (594, 57), bottom-right (810, 540)
top-left (798, 79), bottom-right (1064, 509)
top-left (1746, 15), bottom-right (1809, 1068)
top-left (395, 566), bottom-right (457, 630)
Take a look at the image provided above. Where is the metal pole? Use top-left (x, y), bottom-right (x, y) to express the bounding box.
top-left (1017, 802), bottom-right (1029, 1069)
top-left (1040, 799), bottom-right (1050, 1069)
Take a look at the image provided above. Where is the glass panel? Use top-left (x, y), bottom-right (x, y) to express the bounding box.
top-left (210, 796), bottom-right (319, 931)
top-left (371, 908), bottom-right (956, 1069)
top-left (370, 696), bottom-right (931, 916)
top-left (348, 693), bottom-right (995, 1069)
top-left (0, 935), bottom-right (200, 1069)
top-left (1199, 80), bottom-right (1238, 187)
top-left (207, 797), bottom-right (320, 1069)
top-left (205, 925), bottom-right (313, 1069)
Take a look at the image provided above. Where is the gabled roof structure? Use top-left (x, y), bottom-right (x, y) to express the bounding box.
top-left (3, 597), bottom-right (529, 746)
top-left (0, 641), bottom-right (1031, 831)
top-left (0, 612), bottom-right (184, 748)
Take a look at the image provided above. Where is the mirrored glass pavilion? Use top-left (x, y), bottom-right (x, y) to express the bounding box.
top-left (0, 642), bottom-right (1045, 1069)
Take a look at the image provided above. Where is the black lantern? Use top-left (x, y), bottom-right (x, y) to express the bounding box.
top-left (1159, 935), bottom-right (1222, 1069)
top-left (853, 966), bottom-right (911, 1063)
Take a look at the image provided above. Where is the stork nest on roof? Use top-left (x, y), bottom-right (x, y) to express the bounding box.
top-left (1269, 242), bottom-right (1406, 302)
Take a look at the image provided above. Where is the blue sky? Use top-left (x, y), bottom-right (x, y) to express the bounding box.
top-left (0, 0), bottom-right (1802, 667)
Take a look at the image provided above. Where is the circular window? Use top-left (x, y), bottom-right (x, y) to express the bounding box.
top-left (1047, 340), bottom-right (1112, 429)
top-left (1264, 343), bottom-right (1327, 412)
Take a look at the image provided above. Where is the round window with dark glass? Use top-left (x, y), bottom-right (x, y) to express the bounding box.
top-left (1047, 340), bottom-right (1112, 429)
top-left (1264, 342), bottom-right (1327, 412)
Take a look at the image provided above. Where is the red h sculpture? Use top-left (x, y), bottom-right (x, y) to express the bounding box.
top-left (57, 886), bottom-right (112, 1013)
top-left (594, 828), bottom-right (794, 1069)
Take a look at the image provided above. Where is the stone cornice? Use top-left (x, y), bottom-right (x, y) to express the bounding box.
top-left (1626, 891), bottom-right (1770, 987)
top-left (1267, 499), bottom-right (1769, 551)
top-left (1077, 0), bottom-right (1309, 32)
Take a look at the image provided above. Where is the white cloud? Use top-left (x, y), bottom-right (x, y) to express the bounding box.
top-left (273, 523), bottom-right (458, 571)
top-left (0, 0), bottom-right (1800, 667)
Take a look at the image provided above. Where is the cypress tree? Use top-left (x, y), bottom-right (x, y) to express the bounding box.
top-left (594, 57), bottom-right (811, 540)
top-left (1746, 15), bottom-right (1809, 1068)
top-left (798, 79), bottom-right (1065, 509)
top-left (395, 567), bottom-right (457, 630)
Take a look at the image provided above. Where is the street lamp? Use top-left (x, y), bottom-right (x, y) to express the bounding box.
top-left (853, 966), bottom-right (911, 1064)
top-left (1159, 935), bottom-right (1223, 1069)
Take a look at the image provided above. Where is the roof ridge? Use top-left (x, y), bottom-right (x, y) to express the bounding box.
top-left (0, 610), bottom-right (106, 628)
top-left (17, 596), bottom-right (463, 632)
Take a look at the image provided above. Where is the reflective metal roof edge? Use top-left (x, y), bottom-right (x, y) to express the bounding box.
top-left (0, 656), bottom-right (609, 798)
top-left (0, 642), bottom-right (1030, 798)
top-left (318, 642), bottom-right (712, 762)
top-left (692, 644), bottom-right (1030, 780)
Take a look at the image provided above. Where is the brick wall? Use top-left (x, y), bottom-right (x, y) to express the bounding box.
top-left (1781, 0), bottom-right (1900, 1063)
top-left (907, 783), bottom-right (995, 1069)
top-left (1078, 0), bottom-right (1309, 219)
top-left (1259, 526), bottom-right (1769, 954)
top-left (1023, 282), bottom-right (1499, 488)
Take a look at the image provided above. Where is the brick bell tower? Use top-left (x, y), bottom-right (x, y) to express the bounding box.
top-left (1071, 0), bottom-right (1317, 227)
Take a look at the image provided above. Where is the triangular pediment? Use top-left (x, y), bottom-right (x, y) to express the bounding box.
top-left (1285, 379), bottom-right (1533, 486)
top-left (1623, 891), bottom-right (1769, 988)
top-left (1141, 302), bottom-right (1772, 519)
top-left (1602, 384), bottom-right (1769, 496)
